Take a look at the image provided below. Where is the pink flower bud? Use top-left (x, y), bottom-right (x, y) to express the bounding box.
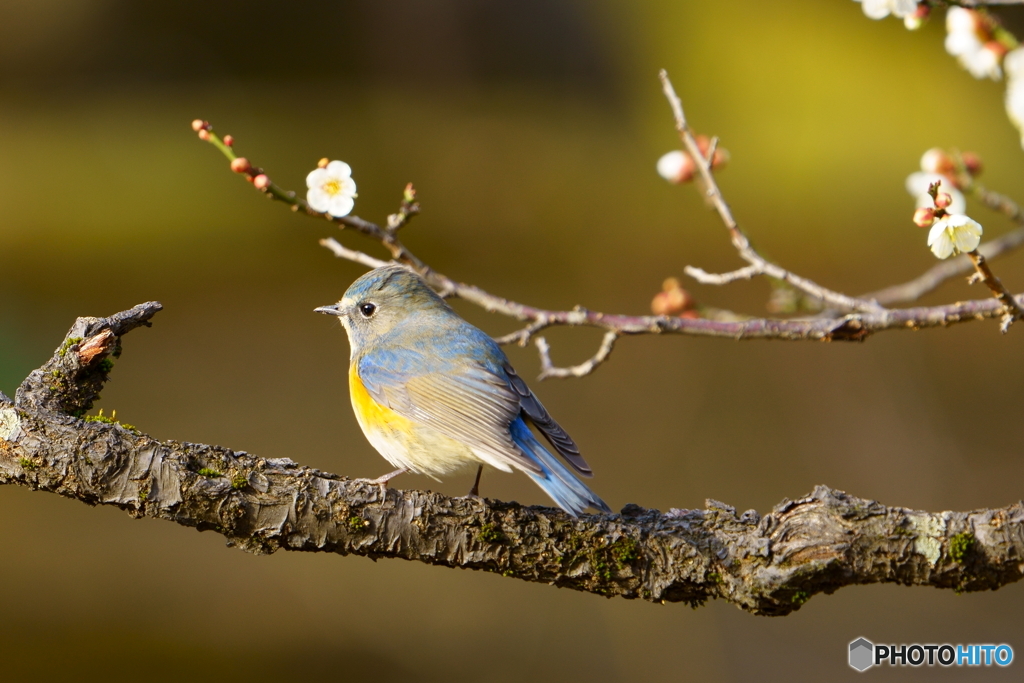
top-left (694, 135), bottom-right (712, 156)
top-left (253, 174), bottom-right (271, 189)
top-left (223, 135), bottom-right (234, 147)
top-left (191, 119), bottom-right (207, 132)
top-left (934, 193), bottom-right (953, 209)
top-left (711, 148), bottom-right (729, 170)
top-left (230, 157), bottom-right (251, 173)
top-left (651, 278), bottom-right (695, 316)
top-left (961, 152), bottom-right (983, 177)
top-left (913, 207), bottom-right (936, 228)
top-left (685, 135), bottom-right (728, 170)
top-left (197, 129), bottom-right (210, 141)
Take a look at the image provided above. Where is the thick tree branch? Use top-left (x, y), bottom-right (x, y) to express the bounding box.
top-left (15, 302), bottom-right (162, 416)
top-left (2, 305), bottom-right (1023, 617)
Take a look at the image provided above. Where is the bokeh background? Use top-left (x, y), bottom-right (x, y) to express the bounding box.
top-left (2, 1), bottom-right (1023, 680)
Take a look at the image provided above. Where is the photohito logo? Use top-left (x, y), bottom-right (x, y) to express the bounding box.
top-left (848, 637), bottom-right (1013, 671)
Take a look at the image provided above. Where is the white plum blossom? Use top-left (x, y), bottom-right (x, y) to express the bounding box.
top-left (945, 7), bottom-right (1003, 80)
top-left (1007, 81), bottom-right (1024, 148)
top-left (927, 214), bottom-right (983, 259)
top-left (854, 0), bottom-right (917, 20)
top-left (961, 46), bottom-right (1002, 81)
top-left (946, 6), bottom-right (978, 35)
top-left (1005, 48), bottom-right (1024, 81)
top-left (905, 172), bottom-right (965, 214)
top-left (306, 160), bottom-right (357, 217)
top-left (1004, 49), bottom-right (1024, 148)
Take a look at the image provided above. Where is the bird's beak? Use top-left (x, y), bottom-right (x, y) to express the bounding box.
top-left (314, 304), bottom-right (342, 316)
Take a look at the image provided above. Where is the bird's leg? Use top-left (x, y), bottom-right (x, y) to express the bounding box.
top-left (361, 468), bottom-right (408, 500)
top-left (466, 465), bottom-right (483, 498)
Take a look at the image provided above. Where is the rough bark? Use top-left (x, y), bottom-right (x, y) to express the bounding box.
top-left (1, 304), bottom-right (1022, 616)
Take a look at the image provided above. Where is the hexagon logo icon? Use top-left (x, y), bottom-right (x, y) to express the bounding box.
top-left (849, 637), bottom-right (874, 672)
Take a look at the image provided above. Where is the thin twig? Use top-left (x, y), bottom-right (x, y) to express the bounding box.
top-left (312, 197), bottom-right (1024, 341)
top-left (386, 182), bottom-right (421, 232)
top-left (658, 71), bottom-right (885, 315)
top-left (967, 250), bottom-right (1024, 332)
top-left (536, 331), bottom-right (618, 380)
top-left (866, 184), bottom-right (1024, 306)
top-left (685, 264), bottom-right (760, 285)
top-left (973, 182), bottom-right (1024, 223)
top-left (865, 228), bottom-right (1024, 305)
top-left (200, 107), bottom-right (1024, 352)
top-left (493, 318), bottom-right (552, 347)
top-left (319, 237), bottom-right (389, 270)
top-left (312, 234), bottom-right (1024, 340)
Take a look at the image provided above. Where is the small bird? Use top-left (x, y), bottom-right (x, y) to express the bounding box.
top-left (315, 264), bottom-right (610, 516)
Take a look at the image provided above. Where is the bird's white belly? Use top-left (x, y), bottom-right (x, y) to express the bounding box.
top-left (361, 418), bottom-right (481, 478)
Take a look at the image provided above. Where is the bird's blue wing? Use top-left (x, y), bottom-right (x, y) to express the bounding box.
top-left (502, 362), bottom-right (593, 477)
top-left (357, 345), bottom-right (543, 475)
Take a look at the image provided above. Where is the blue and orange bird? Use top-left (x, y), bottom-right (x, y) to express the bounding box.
top-left (315, 264), bottom-right (610, 516)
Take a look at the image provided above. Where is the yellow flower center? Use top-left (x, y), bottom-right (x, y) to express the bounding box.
top-left (322, 179), bottom-right (342, 196)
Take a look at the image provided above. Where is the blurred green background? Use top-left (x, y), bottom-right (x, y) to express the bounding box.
top-left (2, 1), bottom-right (1023, 681)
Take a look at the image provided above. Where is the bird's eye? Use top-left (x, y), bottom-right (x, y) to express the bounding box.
top-left (359, 302), bottom-right (377, 318)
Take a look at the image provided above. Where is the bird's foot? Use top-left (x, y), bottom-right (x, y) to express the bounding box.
top-left (358, 468), bottom-right (408, 501)
top-left (464, 465), bottom-right (484, 498)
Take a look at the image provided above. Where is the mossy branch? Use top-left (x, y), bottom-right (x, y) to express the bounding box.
top-left (2, 304), bottom-right (1023, 616)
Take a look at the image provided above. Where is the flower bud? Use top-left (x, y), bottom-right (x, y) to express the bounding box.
top-left (920, 148), bottom-right (954, 176)
top-left (223, 135), bottom-right (234, 147)
top-left (913, 207), bottom-right (936, 228)
top-left (711, 148), bottom-right (729, 170)
top-left (693, 135), bottom-right (729, 169)
top-left (934, 192), bottom-right (953, 209)
top-left (197, 129), bottom-right (210, 141)
top-left (904, 5), bottom-right (929, 31)
top-left (191, 119), bottom-right (208, 132)
top-left (694, 135), bottom-right (711, 156)
top-left (253, 174), bottom-right (271, 189)
top-left (317, 157), bottom-right (330, 169)
top-left (230, 157), bottom-right (250, 173)
top-left (961, 152), bottom-right (983, 176)
top-left (651, 277), bottom-right (695, 316)
top-left (656, 151), bottom-right (696, 184)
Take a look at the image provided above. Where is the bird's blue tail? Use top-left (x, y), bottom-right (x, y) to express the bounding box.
top-left (509, 418), bottom-right (611, 516)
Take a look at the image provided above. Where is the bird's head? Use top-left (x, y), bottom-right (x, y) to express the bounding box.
top-left (315, 263), bottom-right (450, 354)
